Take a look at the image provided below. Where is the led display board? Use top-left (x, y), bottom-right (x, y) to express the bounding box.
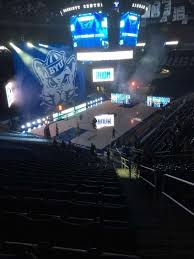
top-left (93, 68), bottom-right (114, 82)
top-left (120, 12), bottom-right (140, 47)
top-left (95, 114), bottom-right (114, 129)
top-left (147, 96), bottom-right (171, 108)
top-left (70, 12), bottom-right (109, 48)
top-left (111, 93), bottom-right (131, 104)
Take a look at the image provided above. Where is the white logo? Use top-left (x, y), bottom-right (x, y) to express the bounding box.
top-left (33, 50), bottom-right (77, 109)
top-left (113, 1), bottom-right (119, 8)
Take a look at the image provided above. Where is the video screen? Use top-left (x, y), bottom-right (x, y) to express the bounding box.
top-left (95, 114), bottom-right (114, 129)
top-left (93, 68), bottom-right (114, 82)
top-left (70, 12), bottom-right (109, 48)
top-left (147, 96), bottom-right (171, 108)
top-left (111, 93), bottom-right (131, 104)
top-left (119, 12), bottom-right (140, 47)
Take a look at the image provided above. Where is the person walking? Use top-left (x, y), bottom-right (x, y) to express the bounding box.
top-left (56, 123), bottom-right (59, 137)
top-left (107, 148), bottom-right (110, 161)
top-left (112, 127), bottom-right (116, 138)
top-left (44, 123), bottom-right (51, 139)
top-left (92, 117), bottom-right (97, 129)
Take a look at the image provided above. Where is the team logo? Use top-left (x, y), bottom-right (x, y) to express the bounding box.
top-left (33, 50), bottom-right (77, 108)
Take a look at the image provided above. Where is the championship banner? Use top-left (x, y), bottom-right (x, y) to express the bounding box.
top-left (141, 4), bottom-right (151, 18)
top-left (162, 0), bottom-right (171, 17)
top-left (151, 1), bottom-right (161, 18)
top-left (173, 6), bottom-right (185, 21)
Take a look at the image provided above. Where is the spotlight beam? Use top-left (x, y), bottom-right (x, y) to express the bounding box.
top-left (9, 42), bottom-right (22, 54)
top-left (39, 43), bottom-right (49, 48)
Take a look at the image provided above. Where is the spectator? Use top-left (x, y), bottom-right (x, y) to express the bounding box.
top-left (76, 121), bottom-right (80, 136)
top-left (112, 127), bottom-right (116, 138)
top-left (107, 148), bottom-right (110, 161)
top-left (44, 124), bottom-right (51, 139)
top-left (56, 123), bottom-right (59, 137)
top-left (92, 117), bottom-right (97, 129)
top-left (90, 143), bottom-right (96, 156)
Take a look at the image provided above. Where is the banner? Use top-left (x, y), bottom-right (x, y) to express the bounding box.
top-left (163, 0), bottom-right (171, 17)
top-left (160, 16), bottom-right (168, 23)
top-left (165, 55), bottom-right (194, 67)
top-left (151, 1), bottom-right (161, 18)
top-left (141, 4), bottom-right (151, 18)
top-left (13, 44), bottom-right (86, 115)
top-left (173, 6), bottom-right (185, 21)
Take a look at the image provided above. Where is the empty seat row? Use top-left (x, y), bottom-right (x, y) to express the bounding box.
top-left (0, 213), bottom-right (133, 253)
top-left (0, 242), bottom-right (138, 259)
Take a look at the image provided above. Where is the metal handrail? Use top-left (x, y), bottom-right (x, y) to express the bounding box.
top-left (138, 165), bottom-right (156, 188)
top-left (162, 174), bottom-right (194, 217)
top-left (139, 165), bottom-right (155, 172)
top-left (108, 148), bottom-right (129, 170)
top-left (162, 192), bottom-right (194, 217)
top-left (163, 174), bottom-right (194, 187)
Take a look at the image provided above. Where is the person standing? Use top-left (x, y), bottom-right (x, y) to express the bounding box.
top-left (76, 121), bottom-right (80, 136)
top-left (92, 117), bottom-right (97, 129)
top-left (107, 148), bottom-right (110, 161)
top-left (112, 127), bottom-right (116, 138)
top-left (56, 123), bottom-right (59, 137)
top-left (44, 124), bottom-right (51, 139)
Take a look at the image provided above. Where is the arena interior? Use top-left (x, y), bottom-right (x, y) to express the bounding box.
top-left (0, 0), bottom-right (194, 258)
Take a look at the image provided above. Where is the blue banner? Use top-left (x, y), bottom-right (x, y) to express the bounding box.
top-left (13, 44), bottom-right (86, 115)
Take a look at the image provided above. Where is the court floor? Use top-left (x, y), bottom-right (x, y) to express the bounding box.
top-left (32, 101), bottom-right (156, 150)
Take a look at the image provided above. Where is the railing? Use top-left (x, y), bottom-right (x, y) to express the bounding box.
top-left (138, 165), bottom-right (156, 188)
top-left (162, 174), bottom-right (194, 217)
top-left (120, 157), bottom-right (129, 169)
top-left (138, 164), bottom-right (194, 217)
top-left (109, 148), bottom-right (130, 171)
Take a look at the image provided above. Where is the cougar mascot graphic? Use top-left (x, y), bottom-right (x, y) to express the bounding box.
top-left (33, 50), bottom-right (77, 109)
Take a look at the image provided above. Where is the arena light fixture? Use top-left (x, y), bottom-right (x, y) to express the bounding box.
top-left (0, 46), bottom-right (8, 50)
top-left (27, 42), bottom-right (34, 48)
top-left (165, 41), bottom-right (179, 46)
top-left (77, 50), bottom-right (133, 61)
top-left (136, 42), bottom-right (146, 47)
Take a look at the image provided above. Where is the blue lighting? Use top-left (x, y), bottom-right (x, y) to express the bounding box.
top-left (147, 96), bottom-right (171, 108)
top-left (120, 12), bottom-right (140, 47)
top-left (70, 12), bottom-right (109, 48)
